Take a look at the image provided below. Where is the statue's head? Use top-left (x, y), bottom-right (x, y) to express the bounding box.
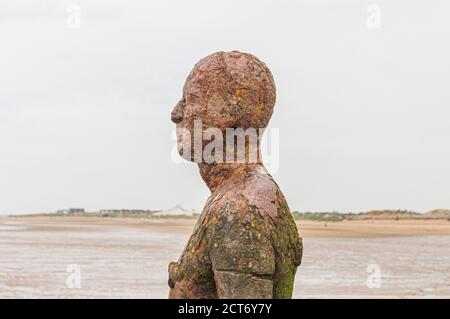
top-left (171, 51), bottom-right (276, 163)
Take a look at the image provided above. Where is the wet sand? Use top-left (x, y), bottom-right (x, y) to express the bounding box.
top-left (1, 216), bottom-right (449, 298)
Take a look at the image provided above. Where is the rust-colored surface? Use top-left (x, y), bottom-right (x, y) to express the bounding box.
top-left (169, 51), bottom-right (302, 299)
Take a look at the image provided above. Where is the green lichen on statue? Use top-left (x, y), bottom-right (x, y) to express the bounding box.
top-left (209, 199), bottom-right (276, 277)
top-left (271, 197), bottom-right (302, 298)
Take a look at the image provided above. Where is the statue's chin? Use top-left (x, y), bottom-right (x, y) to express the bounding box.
top-left (177, 146), bottom-right (195, 162)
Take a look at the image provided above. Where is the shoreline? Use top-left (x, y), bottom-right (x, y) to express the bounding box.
top-left (2, 215), bottom-right (450, 238)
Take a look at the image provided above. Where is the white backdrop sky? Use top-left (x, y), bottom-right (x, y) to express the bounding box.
top-left (1, 0), bottom-right (449, 214)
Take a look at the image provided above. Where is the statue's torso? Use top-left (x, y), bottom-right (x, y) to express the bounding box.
top-left (168, 171), bottom-right (302, 299)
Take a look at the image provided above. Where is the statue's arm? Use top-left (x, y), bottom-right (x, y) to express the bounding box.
top-left (213, 269), bottom-right (273, 299)
top-left (208, 205), bottom-right (276, 299)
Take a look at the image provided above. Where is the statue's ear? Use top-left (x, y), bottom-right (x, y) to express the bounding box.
top-left (224, 92), bottom-right (247, 128)
top-left (205, 92), bottom-right (237, 129)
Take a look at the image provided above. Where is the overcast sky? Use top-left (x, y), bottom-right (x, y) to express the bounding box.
top-left (1, 0), bottom-right (449, 214)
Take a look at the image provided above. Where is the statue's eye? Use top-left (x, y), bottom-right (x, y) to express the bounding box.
top-left (187, 94), bottom-right (199, 104)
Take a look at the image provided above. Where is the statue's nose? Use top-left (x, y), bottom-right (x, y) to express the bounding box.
top-left (171, 108), bottom-right (183, 123)
top-left (171, 101), bottom-right (184, 123)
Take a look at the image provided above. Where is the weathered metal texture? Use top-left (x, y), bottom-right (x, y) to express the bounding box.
top-left (169, 51), bottom-right (302, 299)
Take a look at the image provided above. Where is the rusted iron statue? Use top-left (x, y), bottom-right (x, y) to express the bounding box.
top-left (169, 51), bottom-right (302, 298)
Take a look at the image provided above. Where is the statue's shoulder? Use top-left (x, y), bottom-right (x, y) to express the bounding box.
top-left (208, 171), bottom-right (289, 220)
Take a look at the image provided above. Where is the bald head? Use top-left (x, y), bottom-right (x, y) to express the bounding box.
top-left (172, 51), bottom-right (276, 131)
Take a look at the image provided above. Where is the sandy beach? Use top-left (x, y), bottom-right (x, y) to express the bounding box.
top-left (1, 216), bottom-right (449, 298)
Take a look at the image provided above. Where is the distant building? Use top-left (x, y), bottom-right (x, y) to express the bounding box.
top-left (153, 205), bottom-right (199, 217)
top-left (99, 209), bottom-right (155, 216)
top-left (68, 208), bottom-right (85, 214)
top-left (55, 208), bottom-right (84, 215)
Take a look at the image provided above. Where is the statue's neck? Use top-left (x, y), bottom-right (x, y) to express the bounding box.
top-left (198, 162), bottom-right (265, 193)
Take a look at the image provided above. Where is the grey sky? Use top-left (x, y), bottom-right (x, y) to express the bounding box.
top-left (1, 0), bottom-right (449, 214)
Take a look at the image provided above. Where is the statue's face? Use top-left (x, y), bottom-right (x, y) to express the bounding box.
top-left (171, 55), bottom-right (235, 162)
top-left (171, 51), bottom-right (276, 162)
top-left (171, 85), bottom-right (195, 160)
top-left (171, 74), bottom-right (218, 161)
